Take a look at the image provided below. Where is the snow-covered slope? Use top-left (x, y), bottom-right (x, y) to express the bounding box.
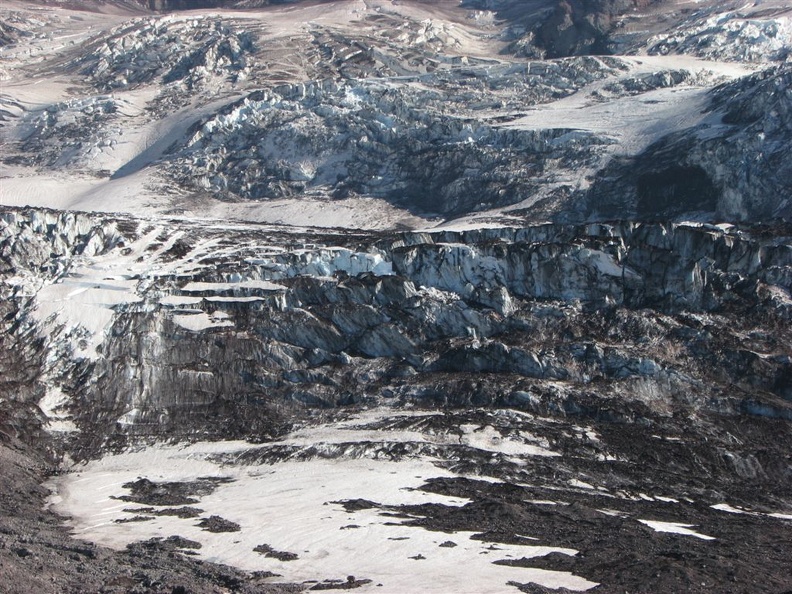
top-left (1, 2), bottom-right (791, 593)
top-left (1, 0), bottom-right (790, 227)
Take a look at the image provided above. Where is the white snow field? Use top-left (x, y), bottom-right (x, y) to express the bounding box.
top-left (637, 519), bottom-right (715, 541)
top-left (49, 409), bottom-right (599, 593)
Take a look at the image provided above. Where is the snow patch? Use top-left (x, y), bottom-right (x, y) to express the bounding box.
top-left (50, 436), bottom-right (598, 593)
top-left (172, 311), bottom-right (234, 332)
top-left (274, 411), bottom-right (559, 458)
top-left (38, 386), bottom-right (77, 433)
top-left (459, 424), bottom-right (559, 458)
top-left (159, 295), bottom-right (203, 306)
top-left (638, 520), bottom-right (715, 540)
top-left (710, 503), bottom-right (754, 515)
top-left (767, 513), bottom-right (792, 521)
top-left (180, 280), bottom-right (285, 293)
top-left (568, 479), bottom-right (596, 490)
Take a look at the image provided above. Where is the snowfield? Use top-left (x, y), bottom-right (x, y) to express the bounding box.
top-left (50, 410), bottom-right (599, 593)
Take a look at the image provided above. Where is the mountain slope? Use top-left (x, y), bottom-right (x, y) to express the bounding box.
top-left (0, 1), bottom-right (790, 593)
top-left (1, 0), bottom-right (790, 227)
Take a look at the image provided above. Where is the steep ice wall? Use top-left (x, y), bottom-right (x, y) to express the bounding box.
top-left (1, 208), bottom-right (789, 457)
top-left (393, 222), bottom-right (792, 310)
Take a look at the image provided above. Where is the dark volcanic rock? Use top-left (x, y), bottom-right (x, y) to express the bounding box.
top-left (464, 0), bottom-right (668, 58)
top-left (197, 515), bottom-right (241, 533)
top-left (117, 476), bottom-right (234, 506)
top-left (254, 544), bottom-right (299, 561)
top-left (309, 577), bottom-right (373, 591)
